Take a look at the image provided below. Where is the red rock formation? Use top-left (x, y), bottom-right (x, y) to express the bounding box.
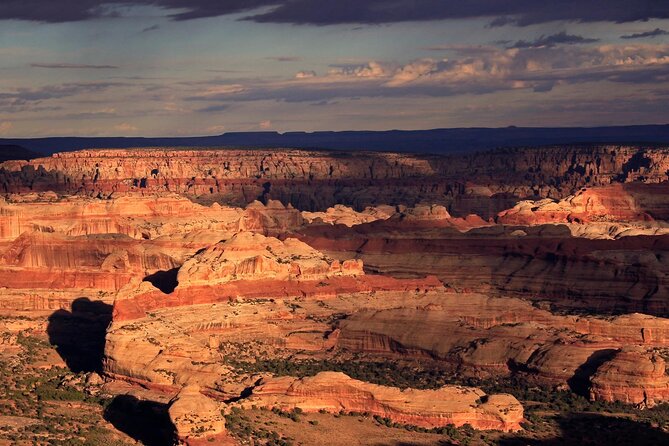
top-left (0, 231), bottom-right (178, 291)
top-left (3, 145), bottom-right (669, 215)
top-left (3, 144), bottom-right (669, 418)
top-left (496, 184), bottom-right (652, 225)
top-left (112, 232), bottom-right (441, 322)
top-left (333, 295), bottom-right (669, 394)
top-left (168, 384), bottom-right (231, 445)
top-left (242, 371), bottom-right (524, 431)
top-left (177, 232), bottom-right (363, 287)
top-left (296, 220), bottom-right (669, 316)
top-left (589, 348), bottom-right (669, 407)
top-left (105, 270), bottom-right (669, 407)
top-left (0, 193), bottom-right (304, 242)
top-left (0, 193), bottom-right (311, 311)
top-left (302, 204), bottom-right (395, 227)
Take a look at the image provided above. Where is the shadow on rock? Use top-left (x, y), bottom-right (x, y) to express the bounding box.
top-left (104, 394), bottom-right (177, 446)
top-left (47, 297), bottom-right (112, 373)
top-left (567, 348), bottom-right (618, 397)
top-left (143, 267), bottom-right (179, 294)
top-left (498, 413), bottom-right (669, 446)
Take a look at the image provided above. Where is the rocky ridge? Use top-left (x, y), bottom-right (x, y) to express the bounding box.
top-left (3, 145), bottom-right (669, 215)
top-left (241, 371), bottom-right (524, 431)
top-left (2, 144), bottom-right (669, 443)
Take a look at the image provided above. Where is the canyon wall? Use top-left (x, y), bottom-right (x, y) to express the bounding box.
top-left (2, 145), bottom-right (669, 214)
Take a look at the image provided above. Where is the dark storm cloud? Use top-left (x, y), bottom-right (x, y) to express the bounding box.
top-left (245, 1), bottom-right (669, 26)
top-left (2, 1), bottom-right (669, 25)
top-left (510, 32), bottom-right (599, 48)
top-left (621, 28), bottom-right (669, 39)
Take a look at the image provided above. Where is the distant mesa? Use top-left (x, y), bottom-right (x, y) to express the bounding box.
top-left (0, 145), bottom-right (40, 162)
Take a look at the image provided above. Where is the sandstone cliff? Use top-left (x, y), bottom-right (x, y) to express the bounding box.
top-left (589, 348), bottom-right (669, 408)
top-left (241, 371), bottom-right (524, 431)
top-left (177, 232), bottom-right (363, 287)
top-left (3, 145), bottom-right (669, 215)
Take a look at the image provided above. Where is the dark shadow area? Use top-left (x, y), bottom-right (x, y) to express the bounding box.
top-left (143, 267), bottom-right (179, 294)
top-left (257, 180), bottom-right (271, 203)
top-left (47, 297), bottom-right (112, 373)
top-left (567, 349), bottom-right (618, 397)
top-left (7, 126), bottom-right (669, 156)
top-left (498, 413), bottom-right (669, 445)
top-left (224, 381), bottom-right (258, 404)
top-left (104, 394), bottom-right (177, 446)
top-left (617, 150), bottom-right (651, 181)
top-left (0, 144), bottom-right (40, 161)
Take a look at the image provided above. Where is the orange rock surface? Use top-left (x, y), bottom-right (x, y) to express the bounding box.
top-left (4, 145), bottom-right (669, 216)
top-left (3, 144), bottom-right (669, 423)
top-left (168, 384), bottom-right (230, 444)
top-left (589, 348), bottom-right (669, 407)
top-left (177, 232), bottom-right (363, 287)
top-left (242, 372), bottom-right (524, 431)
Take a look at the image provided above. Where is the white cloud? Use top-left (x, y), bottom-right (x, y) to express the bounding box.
top-left (295, 70), bottom-right (316, 79)
top-left (195, 84), bottom-right (247, 97)
top-left (329, 61), bottom-right (389, 78)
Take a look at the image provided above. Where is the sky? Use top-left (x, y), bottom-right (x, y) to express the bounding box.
top-left (1, 1), bottom-right (669, 137)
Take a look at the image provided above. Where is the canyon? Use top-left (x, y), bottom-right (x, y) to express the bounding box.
top-left (1, 144), bottom-right (669, 445)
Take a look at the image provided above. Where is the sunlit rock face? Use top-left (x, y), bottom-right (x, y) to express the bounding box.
top-left (168, 384), bottom-right (229, 444)
top-left (3, 145), bottom-right (669, 214)
top-left (589, 348), bottom-right (669, 408)
top-left (4, 143), bottom-right (669, 442)
top-left (176, 232), bottom-right (364, 287)
top-left (242, 371), bottom-right (524, 431)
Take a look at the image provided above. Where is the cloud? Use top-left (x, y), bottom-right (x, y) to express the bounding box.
top-left (0, 82), bottom-right (124, 109)
top-left (295, 70), bottom-right (316, 79)
top-left (182, 43), bottom-right (669, 104)
top-left (328, 61), bottom-right (388, 78)
top-left (621, 28), bottom-right (669, 40)
top-left (141, 24), bottom-right (160, 33)
top-left (0, 121), bottom-right (13, 135)
top-left (267, 56), bottom-right (301, 62)
top-left (0, 82), bottom-right (130, 113)
top-left (259, 120), bottom-right (272, 129)
top-left (114, 122), bottom-right (138, 133)
top-left (62, 108), bottom-right (117, 119)
top-left (205, 69), bottom-right (249, 73)
top-left (510, 32), bottom-right (599, 49)
top-left (423, 44), bottom-right (500, 55)
top-left (191, 84), bottom-right (247, 98)
top-left (2, 1), bottom-right (668, 26)
top-left (246, 1), bottom-right (669, 26)
top-left (196, 104), bottom-right (230, 112)
top-left (30, 62), bottom-right (118, 69)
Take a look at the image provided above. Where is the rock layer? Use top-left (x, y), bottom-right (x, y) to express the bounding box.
top-left (168, 384), bottom-right (228, 444)
top-left (242, 371), bottom-right (524, 431)
top-left (3, 145), bottom-right (669, 215)
top-left (589, 348), bottom-right (669, 408)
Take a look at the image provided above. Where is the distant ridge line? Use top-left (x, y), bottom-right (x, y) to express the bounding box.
top-left (2, 125), bottom-right (669, 156)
